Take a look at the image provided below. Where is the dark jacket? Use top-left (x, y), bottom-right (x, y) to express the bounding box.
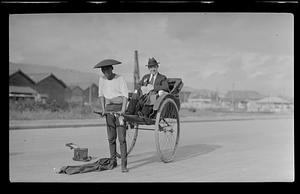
top-left (138, 72), bottom-right (169, 93)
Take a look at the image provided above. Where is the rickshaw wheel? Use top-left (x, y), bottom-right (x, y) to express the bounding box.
top-left (155, 98), bottom-right (180, 163)
top-left (117, 122), bottom-right (138, 158)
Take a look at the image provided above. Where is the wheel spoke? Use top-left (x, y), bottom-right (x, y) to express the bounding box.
top-left (155, 98), bottom-right (180, 162)
top-left (158, 115), bottom-right (177, 158)
top-left (162, 118), bottom-right (171, 127)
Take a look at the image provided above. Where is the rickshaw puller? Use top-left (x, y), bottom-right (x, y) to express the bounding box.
top-left (94, 59), bottom-right (129, 173)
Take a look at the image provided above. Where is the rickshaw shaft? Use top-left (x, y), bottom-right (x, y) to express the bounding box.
top-left (136, 127), bottom-right (155, 131)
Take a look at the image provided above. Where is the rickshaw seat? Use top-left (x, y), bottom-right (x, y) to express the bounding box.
top-left (167, 78), bottom-right (183, 95)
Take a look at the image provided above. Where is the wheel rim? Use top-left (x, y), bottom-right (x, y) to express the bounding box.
top-left (155, 98), bottom-right (180, 163)
top-left (126, 123), bottom-right (139, 155)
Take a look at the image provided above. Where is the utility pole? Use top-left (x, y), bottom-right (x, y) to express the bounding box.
top-left (89, 83), bottom-right (92, 106)
top-left (232, 83), bottom-right (235, 111)
top-left (133, 50), bottom-right (140, 91)
top-left (215, 87), bottom-right (219, 104)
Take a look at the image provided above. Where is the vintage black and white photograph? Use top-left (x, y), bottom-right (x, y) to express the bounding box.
top-left (9, 12), bottom-right (294, 182)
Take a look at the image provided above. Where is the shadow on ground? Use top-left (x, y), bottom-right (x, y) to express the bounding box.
top-left (128, 143), bottom-right (221, 170)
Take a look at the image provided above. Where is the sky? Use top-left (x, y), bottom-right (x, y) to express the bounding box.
top-left (9, 13), bottom-right (294, 97)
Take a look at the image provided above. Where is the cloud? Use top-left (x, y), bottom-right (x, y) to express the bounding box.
top-left (165, 13), bottom-right (293, 55)
top-left (181, 51), bottom-right (293, 97)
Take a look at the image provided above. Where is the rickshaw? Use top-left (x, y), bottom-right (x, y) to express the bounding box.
top-left (95, 78), bottom-right (183, 163)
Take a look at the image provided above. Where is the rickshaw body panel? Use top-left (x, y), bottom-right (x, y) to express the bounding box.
top-left (153, 93), bottom-right (180, 111)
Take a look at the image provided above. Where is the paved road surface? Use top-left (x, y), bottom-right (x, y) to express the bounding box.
top-left (9, 118), bottom-right (294, 182)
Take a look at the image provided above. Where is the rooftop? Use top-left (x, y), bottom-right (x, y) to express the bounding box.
top-left (28, 73), bottom-right (67, 88)
top-left (27, 73), bottom-right (52, 83)
top-left (9, 86), bottom-right (38, 94)
top-left (255, 96), bottom-right (292, 104)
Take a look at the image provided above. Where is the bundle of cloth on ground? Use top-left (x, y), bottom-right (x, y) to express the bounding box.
top-left (58, 158), bottom-right (116, 175)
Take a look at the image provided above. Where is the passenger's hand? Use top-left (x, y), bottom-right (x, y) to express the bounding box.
top-left (141, 86), bottom-right (148, 95)
top-left (147, 84), bottom-right (154, 91)
top-left (116, 110), bottom-right (125, 116)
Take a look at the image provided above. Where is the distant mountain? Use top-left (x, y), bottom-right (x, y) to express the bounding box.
top-left (225, 90), bottom-right (265, 100)
top-left (181, 85), bottom-right (195, 92)
top-left (9, 62), bottom-right (136, 91)
top-left (181, 85), bottom-right (218, 98)
top-left (278, 95), bottom-right (294, 103)
top-left (16, 62), bottom-right (270, 96)
top-left (190, 89), bottom-right (218, 99)
top-left (181, 85), bottom-right (268, 101)
top-left (9, 62), bottom-right (98, 85)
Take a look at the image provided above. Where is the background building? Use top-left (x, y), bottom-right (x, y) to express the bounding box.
top-left (28, 73), bottom-right (67, 105)
top-left (9, 69), bottom-right (35, 89)
top-left (223, 90), bottom-right (265, 111)
top-left (83, 83), bottom-right (99, 105)
top-left (66, 85), bottom-right (84, 104)
top-left (9, 86), bottom-right (38, 102)
top-left (251, 96), bottom-right (294, 113)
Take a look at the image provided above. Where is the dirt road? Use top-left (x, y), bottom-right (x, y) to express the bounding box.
top-left (9, 118), bottom-right (294, 182)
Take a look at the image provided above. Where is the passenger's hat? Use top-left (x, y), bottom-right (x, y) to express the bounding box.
top-left (94, 59), bottom-right (121, 68)
top-left (146, 57), bottom-right (159, 67)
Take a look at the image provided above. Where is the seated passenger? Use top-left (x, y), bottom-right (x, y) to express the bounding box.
top-left (126, 57), bottom-right (169, 118)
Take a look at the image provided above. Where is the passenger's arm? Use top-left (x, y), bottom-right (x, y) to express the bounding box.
top-left (153, 76), bottom-right (169, 92)
top-left (137, 75), bottom-right (148, 88)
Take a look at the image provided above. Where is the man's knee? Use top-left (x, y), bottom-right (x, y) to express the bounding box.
top-left (118, 136), bottom-right (126, 145)
top-left (131, 93), bottom-right (139, 100)
top-left (107, 125), bottom-right (117, 144)
top-left (108, 136), bottom-right (116, 144)
top-left (142, 105), bottom-right (153, 117)
top-left (126, 97), bottom-right (139, 115)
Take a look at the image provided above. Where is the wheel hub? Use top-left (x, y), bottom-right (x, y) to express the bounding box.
top-left (159, 125), bottom-right (174, 133)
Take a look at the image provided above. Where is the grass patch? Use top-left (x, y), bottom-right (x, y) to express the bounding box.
top-left (10, 101), bottom-right (293, 121)
top-left (9, 101), bottom-right (100, 120)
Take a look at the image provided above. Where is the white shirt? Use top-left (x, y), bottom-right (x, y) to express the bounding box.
top-left (149, 73), bottom-right (158, 85)
top-left (98, 74), bottom-right (128, 100)
top-left (140, 73), bottom-right (158, 95)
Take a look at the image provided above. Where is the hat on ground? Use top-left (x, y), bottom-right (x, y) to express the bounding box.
top-left (94, 59), bottom-right (122, 68)
top-left (146, 57), bottom-right (159, 67)
top-left (73, 148), bottom-right (92, 162)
